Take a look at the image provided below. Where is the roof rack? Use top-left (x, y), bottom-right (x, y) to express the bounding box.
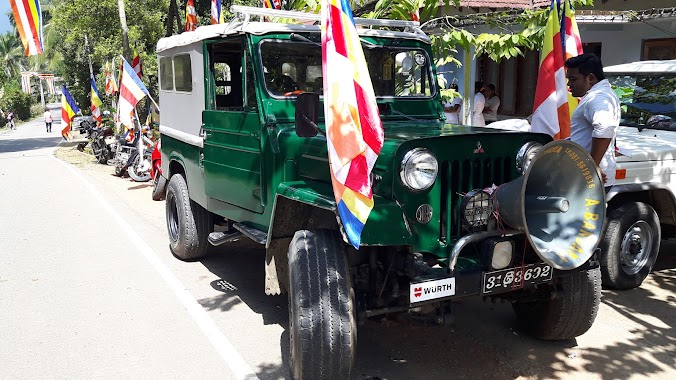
top-left (230, 5), bottom-right (421, 31)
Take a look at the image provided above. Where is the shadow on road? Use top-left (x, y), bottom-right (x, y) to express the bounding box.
top-left (0, 136), bottom-right (63, 154)
top-left (193, 238), bottom-right (675, 380)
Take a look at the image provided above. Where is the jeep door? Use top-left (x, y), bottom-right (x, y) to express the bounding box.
top-left (202, 38), bottom-right (264, 213)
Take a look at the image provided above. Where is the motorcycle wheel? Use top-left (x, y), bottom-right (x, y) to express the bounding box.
top-left (128, 155), bottom-right (151, 182)
top-left (151, 171), bottom-right (167, 201)
top-left (114, 166), bottom-right (125, 177)
top-left (97, 144), bottom-right (111, 164)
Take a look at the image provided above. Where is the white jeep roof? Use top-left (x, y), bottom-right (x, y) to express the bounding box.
top-left (604, 60), bottom-right (676, 75)
top-left (156, 21), bottom-right (430, 53)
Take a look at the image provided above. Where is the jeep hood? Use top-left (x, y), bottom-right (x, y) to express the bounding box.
top-left (616, 126), bottom-right (676, 162)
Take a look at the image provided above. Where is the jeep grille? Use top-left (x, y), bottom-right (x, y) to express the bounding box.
top-left (440, 157), bottom-right (513, 242)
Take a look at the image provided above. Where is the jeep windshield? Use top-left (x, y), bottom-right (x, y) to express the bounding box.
top-left (607, 73), bottom-right (676, 130)
top-left (259, 39), bottom-right (435, 99)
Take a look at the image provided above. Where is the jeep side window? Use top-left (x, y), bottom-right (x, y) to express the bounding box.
top-left (207, 39), bottom-right (244, 110)
top-left (159, 56), bottom-right (173, 91)
top-left (244, 48), bottom-right (257, 109)
top-left (174, 54), bottom-right (193, 92)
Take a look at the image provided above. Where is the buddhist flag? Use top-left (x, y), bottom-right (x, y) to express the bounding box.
top-left (61, 85), bottom-right (80, 141)
top-left (91, 77), bottom-right (103, 126)
top-left (105, 60), bottom-right (116, 95)
top-left (185, 0), bottom-right (198, 32)
top-left (263, 0), bottom-right (282, 10)
top-left (562, 0), bottom-right (583, 116)
top-left (9, 0), bottom-right (43, 56)
top-left (321, 0), bottom-right (384, 249)
top-left (531, 0), bottom-right (570, 139)
top-left (132, 49), bottom-right (143, 79)
top-left (211, 0), bottom-right (224, 24)
top-left (117, 57), bottom-right (149, 130)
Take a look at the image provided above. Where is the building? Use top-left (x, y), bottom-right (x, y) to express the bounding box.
top-left (434, 0), bottom-right (676, 122)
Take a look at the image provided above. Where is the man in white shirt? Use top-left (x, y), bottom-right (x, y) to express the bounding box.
top-left (471, 82), bottom-right (486, 127)
top-left (44, 109), bottom-right (53, 132)
top-left (565, 54), bottom-right (620, 188)
top-left (443, 83), bottom-right (463, 124)
top-left (482, 84), bottom-right (500, 124)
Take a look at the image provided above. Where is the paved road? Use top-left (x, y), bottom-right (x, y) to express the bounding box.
top-left (1, 108), bottom-right (674, 379)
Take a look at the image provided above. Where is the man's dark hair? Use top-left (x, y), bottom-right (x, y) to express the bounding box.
top-left (475, 81), bottom-right (484, 93)
top-left (565, 53), bottom-right (605, 81)
top-left (486, 84), bottom-right (496, 92)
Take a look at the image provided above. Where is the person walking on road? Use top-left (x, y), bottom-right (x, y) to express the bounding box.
top-left (482, 84), bottom-right (500, 124)
top-left (471, 82), bottom-right (486, 127)
top-left (44, 109), bottom-right (54, 132)
top-left (7, 111), bottom-right (16, 130)
top-left (565, 53), bottom-right (620, 188)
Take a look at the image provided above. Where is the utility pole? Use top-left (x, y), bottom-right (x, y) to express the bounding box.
top-left (117, 0), bottom-right (131, 61)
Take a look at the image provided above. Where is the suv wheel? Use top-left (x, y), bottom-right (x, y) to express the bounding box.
top-left (166, 174), bottom-right (213, 260)
top-left (512, 267), bottom-right (601, 340)
top-left (599, 202), bottom-right (660, 289)
top-left (287, 230), bottom-right (356, 380)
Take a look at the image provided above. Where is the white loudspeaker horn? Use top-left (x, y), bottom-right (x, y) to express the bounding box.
top-left (494, 140), bottom-right (606, 270)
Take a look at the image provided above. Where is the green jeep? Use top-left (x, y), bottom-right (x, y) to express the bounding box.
top-left (157, 6), bottom-right (601, 379)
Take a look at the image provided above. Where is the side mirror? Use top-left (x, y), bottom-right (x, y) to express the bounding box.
top-left (295, 92), bottom-right (321, 137)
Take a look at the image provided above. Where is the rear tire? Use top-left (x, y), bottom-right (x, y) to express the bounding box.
top-left (512, 267), bottom-right (601, 340)
top-left (288, 229), bottom-right (356, 380)
top-left (166, 174), bottom-right (213, 260)
top-left (599, 202), bottom-right (660, 289)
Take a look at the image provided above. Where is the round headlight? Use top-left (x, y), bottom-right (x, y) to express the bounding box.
top-left (400, 148), bottom-right (438, 191)
top-left (516, 142), bottom-right (543, 174)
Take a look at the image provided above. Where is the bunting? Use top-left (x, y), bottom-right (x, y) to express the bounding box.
top-left (185, 0), bottom-right (198, 32)
top-left (321, 0), bottom-right (384, 249)
top-left (39, 73), bottom-right (55, 94)
top-left (132, 49), bottom-right (143, 79)
top-left (531, 0), bottom-right (570, 139)
top-left (91, 77), bottom-right (103, 126)
top-left (9, 0), bottom-right (43, 56)
top-left (20, 72), bottom-right (33, 94)
top-left (211, 0), bottom-right (224, 24)
top-left (61, 85), bottom-right (80, 141)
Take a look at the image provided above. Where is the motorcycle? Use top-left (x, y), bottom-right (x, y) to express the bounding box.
top-left (76, 113), bottom-right (116, 164)
top-left (150, 138), bottom-right (167, 201)
top-left (108, 121), bottom-right (154, 181)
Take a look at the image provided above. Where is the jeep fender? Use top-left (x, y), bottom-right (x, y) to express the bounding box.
top-left (265, 187), bottom-right (339, 295)
top-left (607, 183), bottom-right (676, 225)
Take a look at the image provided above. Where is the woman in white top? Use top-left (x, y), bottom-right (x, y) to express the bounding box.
top-left (443, 83), bottom-right (463, 124)
top-left (471, 81), bottom-right (486, 127)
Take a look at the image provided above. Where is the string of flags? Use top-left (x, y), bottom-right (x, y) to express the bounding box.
top-left (19, 72), bottom-right (56, 95)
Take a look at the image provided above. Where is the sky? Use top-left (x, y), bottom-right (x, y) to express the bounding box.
top-left (0, 1), bottom-right (11, 34)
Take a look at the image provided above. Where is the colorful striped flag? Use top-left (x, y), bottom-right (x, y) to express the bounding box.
top-left (39, 73), bottom-right (55, 94)
top-left (9, 0), bottom-right (43, 56)
top-left (263, 0), bottom-right (282, 10)
top-left (117, 57), bottom-right (149, 131)
top-left (91, 77), bottom-right (103, 126)
top-left (20, 72), bottom-right (33, 93)
top-left (185, 0), bottom-right (198, 32)
top-left (531, 0), bottom-right (570, 139)
top-left (105, 61), bottom-right (115, 95)
top-left (211, 0), bottom-right (224, 24)
top-left (321, 0), bottom-right (384, 249)
top-left (61, 85), bottom-right (80, 141)
top-left (562, 0), bottom-right (583, 117)
top-left (132, 49), bottom-right (143, 79)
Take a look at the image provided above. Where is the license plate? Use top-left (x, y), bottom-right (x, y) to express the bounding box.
top-left (482, 263), bottom-right (553, 294)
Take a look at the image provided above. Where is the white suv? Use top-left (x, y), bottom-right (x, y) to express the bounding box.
top-left (601, 60), bottom-right (676, 289)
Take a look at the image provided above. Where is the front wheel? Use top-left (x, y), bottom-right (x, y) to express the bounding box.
top-left (512, 267), bottom-right (601, 340)
top-left (288, 229), bottom-right (356, 380)
top-left (128, 155), bottom-right (151, 182)
top-left (599, 202), bottom-right (661, 289)
top-left (165, 174), bottom-right (213, 260)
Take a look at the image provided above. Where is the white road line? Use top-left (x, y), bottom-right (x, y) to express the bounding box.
top-left (51, 154), bottom-right (261, 380)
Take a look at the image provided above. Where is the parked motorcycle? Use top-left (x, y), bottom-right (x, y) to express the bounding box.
top-left (150, 138), bottom-right (167, 201)
top-left (108, 121), bottom-right (154, 181)
top-left (76, 112), bottom-right (116, 164)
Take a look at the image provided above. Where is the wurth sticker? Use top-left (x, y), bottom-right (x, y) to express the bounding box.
top-left (410, 278), bottom-right (456, 304)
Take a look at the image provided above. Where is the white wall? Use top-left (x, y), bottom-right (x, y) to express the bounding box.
top-left (579, 19), bottom-right (676, 66)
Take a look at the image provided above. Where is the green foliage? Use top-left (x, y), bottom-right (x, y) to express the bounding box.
top-left (0, 84), bottom-right (34, 120)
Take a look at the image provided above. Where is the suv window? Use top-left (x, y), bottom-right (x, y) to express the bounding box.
top-left (159, 56), bottom-right (174, 91)
top-left (608, 73), bottom-right (676, 128)
top-left (259, 40), bottom-right (435, 98)
top-left (174, 54), bottom-right (193, 92)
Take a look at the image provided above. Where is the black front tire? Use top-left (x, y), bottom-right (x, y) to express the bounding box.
top-left (288, 229), bottom-right (356, 380)
top-left (165, 174), bottom-right (213, 260)
top-left (599, 202), bottom-right (660, 290)
top-left (512, 267), bottom-right (601, 340)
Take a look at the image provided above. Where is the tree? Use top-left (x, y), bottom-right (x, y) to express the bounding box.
top-left (0, 32), bottom-right (27, 79)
